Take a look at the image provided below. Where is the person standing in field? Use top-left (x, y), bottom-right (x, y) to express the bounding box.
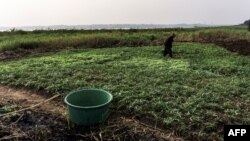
top-left (163, 34), bottom-right (176, 58)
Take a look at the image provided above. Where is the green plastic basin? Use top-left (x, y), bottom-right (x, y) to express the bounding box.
top-left (64, 89), bottom-right (113, 125)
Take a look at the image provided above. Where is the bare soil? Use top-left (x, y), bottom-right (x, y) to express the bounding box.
top-left (0, 48), bottom-right (64, 61)
top-left (216, 40), bottom-right (250, 56)
top-left (0, 86), bottom-right (183, 141)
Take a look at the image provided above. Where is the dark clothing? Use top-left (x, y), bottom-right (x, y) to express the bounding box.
top-left (164, 36), bottom-right (174, 48)
top-left (163, 35), bottom-right (175, 57)
top-left (163, 47), bottom-right (172, 57)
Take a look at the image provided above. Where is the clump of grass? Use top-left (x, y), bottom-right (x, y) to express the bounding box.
top-left (0, 105), bottom-right (18, 113)
top-left (28, 125), bottom-right (51, 141)
top-left (0, 43), bottom-right (249, 140)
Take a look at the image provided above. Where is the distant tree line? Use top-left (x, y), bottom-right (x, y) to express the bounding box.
top-left (243, 19), bottom-right (250, 31)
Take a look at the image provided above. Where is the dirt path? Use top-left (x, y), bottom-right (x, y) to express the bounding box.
top-left (0, 86), bottom-right (66, 116)
top-left (0, 86), bottom-right (183, 141)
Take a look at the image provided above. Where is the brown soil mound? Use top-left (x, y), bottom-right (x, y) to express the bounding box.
top-left (0, 48), bottom-right (62, 61)
top-left (216, 40), bottom-right (250, 56)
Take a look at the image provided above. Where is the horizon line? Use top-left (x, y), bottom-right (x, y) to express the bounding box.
top-left (0, 23), bottom-right (236, 28)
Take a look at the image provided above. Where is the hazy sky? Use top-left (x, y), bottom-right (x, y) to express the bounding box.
top-left (0, 0), bottom-right (249, 27)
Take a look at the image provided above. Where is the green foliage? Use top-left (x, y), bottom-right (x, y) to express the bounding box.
top-left (0, 27), bottom-right (250, 52)
top-left (0, 43), bottom-right (249, 140)
top-left (0, 105), bottom-right (17, 113)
